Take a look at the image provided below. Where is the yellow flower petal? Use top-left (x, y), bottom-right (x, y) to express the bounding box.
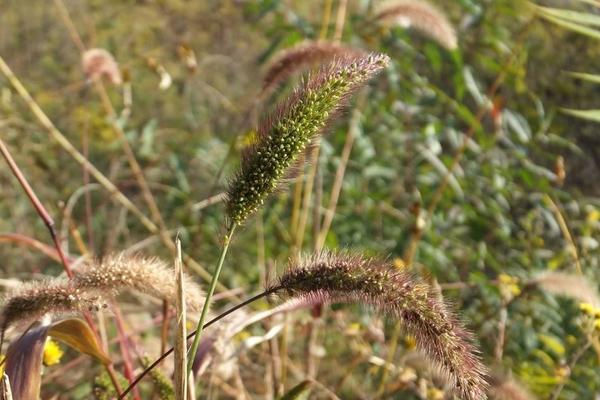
top-left (43, 339), bottom-right (64, 366)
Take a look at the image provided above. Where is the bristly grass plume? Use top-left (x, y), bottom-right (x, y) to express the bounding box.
top-left (81, 48), bottom-right (122, 85)
top-left (0, 281), bottom-right (101, 336)
top-left (488, 373), bottom-right (535, 400)
top-left (533, 271), bottom-right (600, 307)
top-left (226, 53), bottom-right (389, 225)
top-left (261, 41), bottom-right (365, 96)
top-left (269, 252), bottom-right (487, 400)
top-left (0, 253), bottom-right (205, 337)
top-left (74, 253), bottom-right (206, 312)
top-left (375, 0), bottom-right (458, 50)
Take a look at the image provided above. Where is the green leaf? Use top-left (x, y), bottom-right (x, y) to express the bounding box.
top-left (538, 13), bottom-right (600, 41)
top-left (538, 334), bottom-right (566, 357)
top-left (573, 0), bottom-right (600, 7)
top-left (278, 380), bottom-right (313, 400)
top-left (561, 108), bottom-right (600, 122)
top-left (537, 6), bottom-right (600, 27)
top-left (48, 319), bottom-right (111, 365)
top-left (566, 71), bottom-right (600, 84)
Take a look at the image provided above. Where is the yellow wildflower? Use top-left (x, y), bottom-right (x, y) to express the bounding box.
top-left (594, 319), bottom-right (600, 332)
top-left (0, 354), bottom-right (5, 375)
top-left (579, 302), bottom-right (595, 316)
top-left (499, 274), bottom-right (520, 298)
top-left (587, 209), bottom-right (600, 223)
top-left (43, 339), bottom-right (64, 366)
top-left (509, 283), bottom-right (521, 296)
top-left (498, 273), bottom-right (517, 285)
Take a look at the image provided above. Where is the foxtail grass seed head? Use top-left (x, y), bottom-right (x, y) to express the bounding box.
top-left (226, 53), bottom-right (389, 225)
top-left (1, 253), bottom-right (206, 336)
top-left (271, 252), bottom-right (487, 400)
top-left (488, 374), bottom-right (535, 400)
top-left (375, 1), bottom-right (458, 50)
top-left (262, 41), bottom-right (365, 95)
top-left (81, 48), bottom-right (122, 85)
top-left (0, 281), bottom-right (102, 333)
top-left (74, 253), bottom-right (206, 312)
top-left (534, 271), bottom-right (600, 307)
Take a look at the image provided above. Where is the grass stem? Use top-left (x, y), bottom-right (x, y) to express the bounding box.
top-left (186, 224), bottom-right (237, 375)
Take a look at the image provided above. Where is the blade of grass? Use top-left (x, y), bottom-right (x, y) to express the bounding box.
top-left (566, 71), bottom-right (600, 84)
top-left (174, 237), bottom-right (187, 400)
top-left (561, 108), bottom-right (600, 122)
top-left (186, 224), bottom-right (236, 376)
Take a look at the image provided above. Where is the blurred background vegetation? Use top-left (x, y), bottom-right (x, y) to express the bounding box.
top-left (1, 0), bottom-right (600, 399)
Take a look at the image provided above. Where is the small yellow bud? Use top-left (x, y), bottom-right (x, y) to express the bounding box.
top-left (509, 283), bottom-right (521, 296)
top-left (594, 319), bottom-right (600, 332)
top-left (403, 335), bottom-right (417, 351)
top-left (579, 302), bottom-right (595, 316)
top-left (555, 365), bottom-right (570, 380)
top-left (498, 273), bottom-right (517, 285)
top-left (393, 258), bottom-right (407, 270)
top-left (345, 322), bottom-right (362, 336)
top-left (427, 388), bottom-right (444, 400)
top-left (43, 339), bottom-right (64, 366)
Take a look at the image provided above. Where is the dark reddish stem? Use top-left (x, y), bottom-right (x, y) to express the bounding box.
top-left (0, 139), bottom-right (73, 277)
top-left (0, 138), bottom-right (125, 396)
top-left (112, 304), bottom-right (142, 400)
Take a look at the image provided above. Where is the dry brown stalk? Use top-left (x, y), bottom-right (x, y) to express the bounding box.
top-left (0, 54), bottom-right (228, 293)
top-left (173, 238), bottom-right (187, 400)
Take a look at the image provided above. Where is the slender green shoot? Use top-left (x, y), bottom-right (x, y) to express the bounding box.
top-left (186, 224), bottom-right (237, 375)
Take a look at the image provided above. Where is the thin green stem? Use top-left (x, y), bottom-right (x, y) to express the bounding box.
top-left (186, 224), bottom-right (237, 374)
top-left (118, 287), bottom-right (278, 399)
